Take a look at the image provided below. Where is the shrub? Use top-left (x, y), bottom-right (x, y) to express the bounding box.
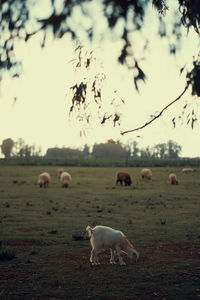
top-left (0, 244), bottom-right (16, 260)
top-left (72, 231), bottom-right (89, 241)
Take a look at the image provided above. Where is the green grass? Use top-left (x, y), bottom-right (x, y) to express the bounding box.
top-left (0, 166), bottom-right (199, 299)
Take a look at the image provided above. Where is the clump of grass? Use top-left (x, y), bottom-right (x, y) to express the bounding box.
top-left (48, 230), bottom-right (58, 234)
top-left (30, 250), bottom-right (38, 255)
top-left (160, 218), bottom-right (166, 225)
top-left (0, 243), bottom-right (16, 260)
top-left (72, 231), bottom-right (89, 241)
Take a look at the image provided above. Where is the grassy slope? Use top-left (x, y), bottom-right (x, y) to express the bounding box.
top-left (0, 166), bottom-right (199, 299)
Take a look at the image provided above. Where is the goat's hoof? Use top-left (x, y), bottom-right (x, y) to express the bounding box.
top-left (91, 262), bottom-right (99, 266)
top-left (120, 262), bottom-right (126, 266)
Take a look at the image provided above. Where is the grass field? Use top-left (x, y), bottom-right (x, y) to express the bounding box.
top-left (0, 166), bottom-right (200, 299)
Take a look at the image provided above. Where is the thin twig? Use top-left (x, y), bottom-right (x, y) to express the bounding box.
top-left (121, 83), bottom-right (189, 135)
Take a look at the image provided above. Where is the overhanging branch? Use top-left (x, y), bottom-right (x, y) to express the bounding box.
top-left (121, 83), bottom-right (190, 135)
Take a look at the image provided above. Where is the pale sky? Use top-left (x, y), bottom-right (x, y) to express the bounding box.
top-left (0, 1), bottom-right (200, 158)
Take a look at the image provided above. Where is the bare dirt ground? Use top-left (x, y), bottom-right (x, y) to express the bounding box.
top-left (1, 240), bottom-right (199, 300)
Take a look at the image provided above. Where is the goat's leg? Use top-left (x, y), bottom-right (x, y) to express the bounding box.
top-left (110, 249), bottom-right (116, 264)
top-left (95, 254), bottom-right (100, 265)
top-left (90, 248), bottom-right (98, 265)
top-left (115, 245), bottom-right (126, 265)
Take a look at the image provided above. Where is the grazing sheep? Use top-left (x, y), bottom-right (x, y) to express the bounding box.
top-left (60, 171), bottom-right (71, 188)
top-left (86, 225), bottom-right (139, 266)
top-left (182, 168), bottom-right (194, 173)
top-left (116, 172), bottom-right (132, 186)
top-left (169, 173), bottom-right (178, 185)
top-left (141, 168), bottom-right (152, 182)
top-left (57, 168), bottom-right (64, 178)
top-left (38, 172), bottom-right (50, 188)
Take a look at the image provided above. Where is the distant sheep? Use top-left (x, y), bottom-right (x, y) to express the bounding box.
top-left (38, 172), bottom-right (50, 188)
top-left (86, 225), bottom-right (139, 266)
top-left (60, 172), bottom-right (71, 188)
top-left (141, 168), bottom-right (152, 182)
top-left (116, 172), bottom-right (132, 186)
top-left (169, 173), bottom-right (178, 185)
top-left (182, 168), bottom-right (194, 173)
top-left (57, 168), bottom-right (64, 178)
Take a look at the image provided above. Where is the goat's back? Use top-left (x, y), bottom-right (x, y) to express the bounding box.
top-left (90, 225), bottom-right (124, 249)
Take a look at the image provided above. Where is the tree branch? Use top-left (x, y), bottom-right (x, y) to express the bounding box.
top-left (121, 83), bottom-right (190, 135)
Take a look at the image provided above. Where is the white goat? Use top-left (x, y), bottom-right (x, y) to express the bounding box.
top-left (86, 225), bottom-right (139, 266)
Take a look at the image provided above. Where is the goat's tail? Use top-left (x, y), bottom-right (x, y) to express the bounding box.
top-left (86, 225), bottom-right (93, 237)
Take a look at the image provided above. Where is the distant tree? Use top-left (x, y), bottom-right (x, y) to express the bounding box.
top-left (140, 146), bottom-right (153, 159)
top-left (82, 144), bottom-right (90, 158)
top-left (92, 141), bottom-right (128, 159)
top-left (132, 141), bottom-right (140, 159)
top-left (1, 0), bottom-right (200, 132)
top-left (154, 143), bottom-right (168, 159)
top-left (13, 138), bottom-right (41, 158)
top-left (167, 140), bottom-right (182, 158)
top-left (14, 138), bottom-right (25, 157)
top-left (46, 148), bottom-right (62, 159)
top-left (29, 144), bottom-right (42, 157)
top-left (46, 147), bottom-right (84, 159)
top-left (1, 138), bottom-right (14, 158)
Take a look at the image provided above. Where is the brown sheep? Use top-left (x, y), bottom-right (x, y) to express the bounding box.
top-left (116, 172), bottom-right (132, 186)
top-left (38, 172), bottom-right (50, 188)
top-left (169, 173), bottom-right (178, 185)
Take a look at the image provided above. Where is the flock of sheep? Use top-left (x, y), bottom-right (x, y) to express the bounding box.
top-left (38, 167), bottom-right (195, 188)
top-left (38, 166), bottom-right (195, 265)
top-left (38, 168), bottom-right (71, 188)
top-left (116, 167), bottom-right (195, 186)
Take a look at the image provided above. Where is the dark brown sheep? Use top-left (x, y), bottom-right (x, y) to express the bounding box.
top-left (116, 172), bottom-right (132, 186)
top-left (169, 173), bottom-right (178, 185)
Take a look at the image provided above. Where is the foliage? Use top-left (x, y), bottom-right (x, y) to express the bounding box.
top-left (46, 147), bottom-right (85, 159)
top-left (0, 0), bottom-right (200, 131)
top-left (68, 46), bottom-right (124, 128)
top-left (13, 138), bottom-right (41, 158)
top-left (1, 137), bottom-right (41, 159)
top-left (1, 138), bottom-right (14, 158)
top-left (92, 141), bottom-right (129, 159)
top-left (45, 139), bottom-right (182, 160)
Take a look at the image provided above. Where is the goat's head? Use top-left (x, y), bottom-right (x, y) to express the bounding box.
top-left (122, 237), bottom-right (139, 262)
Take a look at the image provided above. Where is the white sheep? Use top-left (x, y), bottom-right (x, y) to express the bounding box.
top-left (60, 171), bottom-right (71, 188)
top-left (38, 172), bottom-right (50, 188)
top-left (57, 168), bottom-right (64, 178)
top-left (169, 173), bottom-right (178, 185)
top-left (182, 168), bottom-right (194, 173)
top-left (86, 225), bottom-right (139, 266)
top-left (141, 168), bottom-right (152, 182)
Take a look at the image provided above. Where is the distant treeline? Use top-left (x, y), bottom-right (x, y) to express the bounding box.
top-left (0, 157), bottom-right (199, 168)
top-left (1, 138), bottom-right (199, 167)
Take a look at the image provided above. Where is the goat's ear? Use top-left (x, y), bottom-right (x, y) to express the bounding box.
top-left (86, 225), bottom-right (93, 237)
